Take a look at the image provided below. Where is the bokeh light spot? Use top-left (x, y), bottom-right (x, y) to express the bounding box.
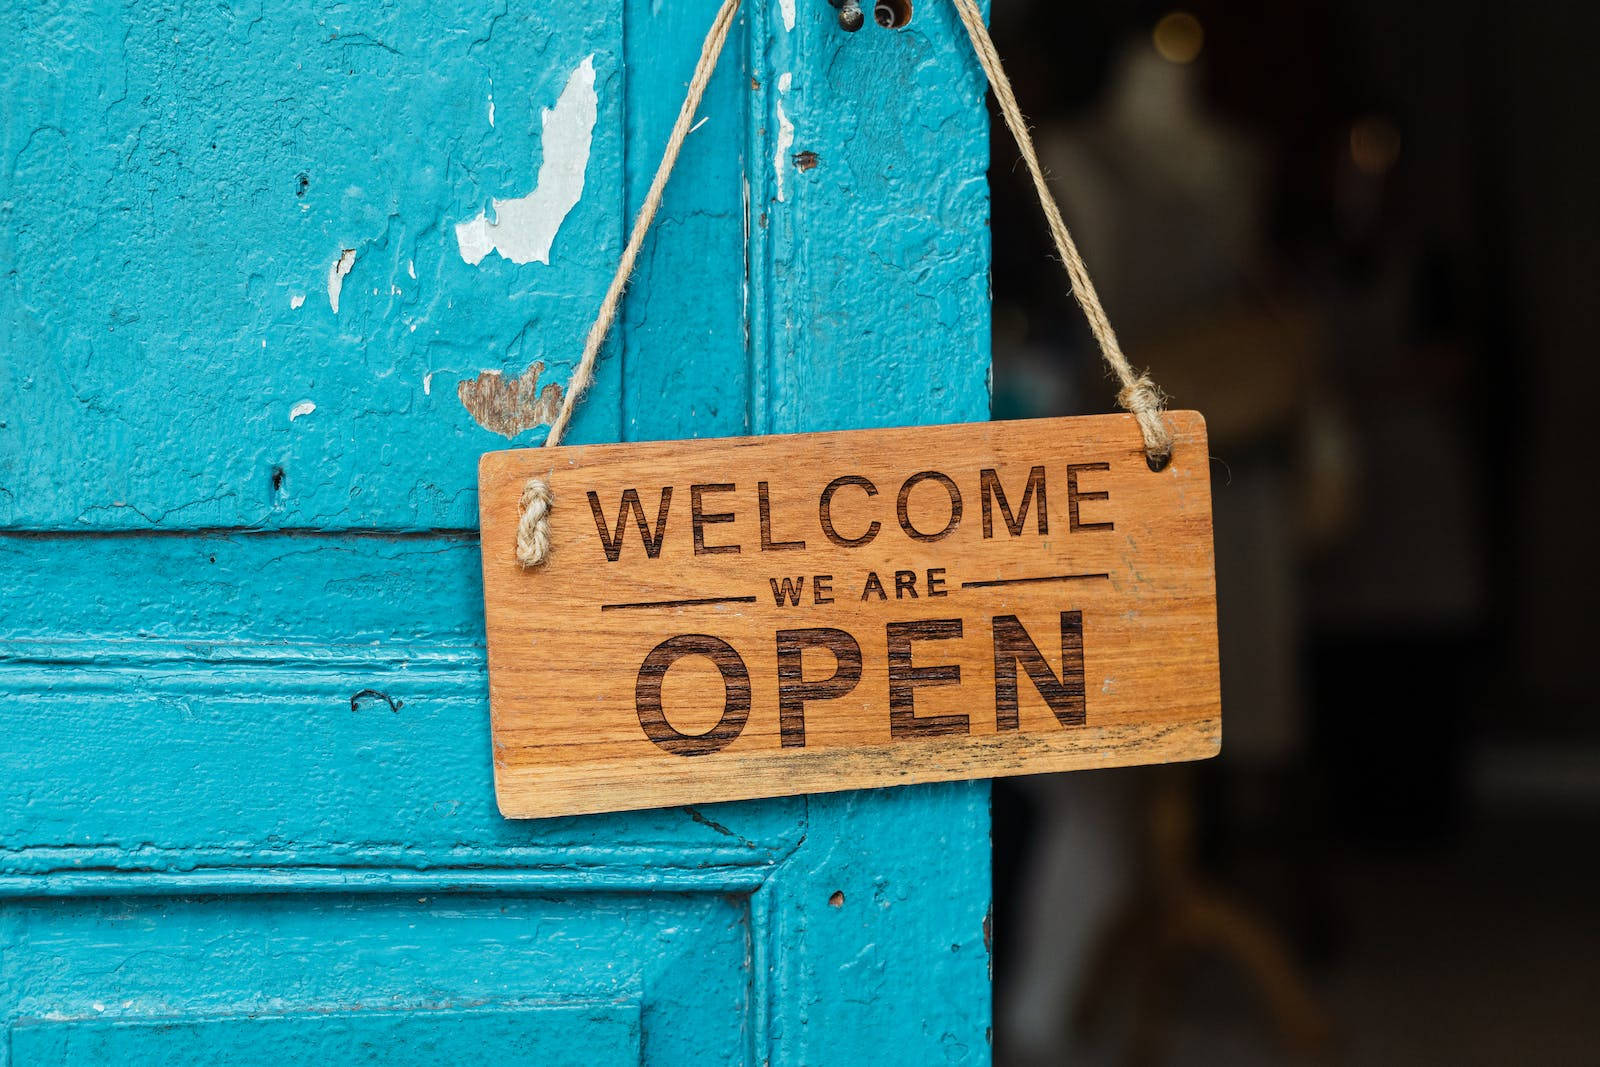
top-left (1350, 115), bottom-right (1403, 175)
top-left (1153, 12), bottom-right (1204, 64)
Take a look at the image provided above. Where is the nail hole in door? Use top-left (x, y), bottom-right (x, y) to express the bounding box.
top-left (874, 0), bottom-right (912, 28)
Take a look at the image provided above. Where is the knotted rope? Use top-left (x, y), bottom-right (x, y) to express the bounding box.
top-left (515, 0), bottom-right (1170, 567)
top-left (514, 0), bottom-right (745, 565)
top-left (949, 0), bottom-right (1172, 468)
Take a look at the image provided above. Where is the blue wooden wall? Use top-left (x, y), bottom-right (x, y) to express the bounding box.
top-left (0, 0), bottom-right (995, 1061)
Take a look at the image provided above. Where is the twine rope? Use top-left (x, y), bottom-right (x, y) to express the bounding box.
top-left (949, 0), bottom-right (1172, 466)
top-left (515, 0), bottom-right (744, 565)
top-left (515, 0), bottom-right (1170, 567)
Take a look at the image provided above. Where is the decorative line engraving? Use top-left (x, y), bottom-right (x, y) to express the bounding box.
top-left (600, 595), bottom-right (759, 612)
top-left (960, 572), bottom-right (1111, 589)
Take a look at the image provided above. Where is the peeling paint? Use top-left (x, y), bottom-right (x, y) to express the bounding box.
top-left (456, 361), bottom-right (563, 438)
top-left (775, 73), bottom-right (795, 202)
top-left (423, 372), bottom-right (434, 395)
top-left (455, 56), bottom-right (597, 266)
top-left (780, 0), bottom-right (796, 31)
top-left (289, 400), bottom-right (316, 422)
top-left (289, 292), bottom-right (305, 309)
top-left (326, 249), bottom-right (355, 313)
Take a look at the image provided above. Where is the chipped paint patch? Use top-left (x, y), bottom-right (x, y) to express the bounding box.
top-left (780, 0), bottom-right (796, 31)
top-left (289, 399), bottom-right (316, 422)
top-left (326, 249), bottom-right (355, 313)
top-left (289, 292), bottom-right (305, 309)
top-left (455, 56), bottom-right (597, 266)
top-left (457, 361), bottom-right (563, 438)
top-left (423, 371), bottom-right (434, 395)
top-left (774, 73), bottom-right (795, 202)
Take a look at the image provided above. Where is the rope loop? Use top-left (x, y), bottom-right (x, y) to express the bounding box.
top-left (516, 0), bottom-right (743, 568)
top-left (512, 0), bottom-right (1175, 568)
top-left (516, 478), bottom-right (553, 567)
top-left (1117, 376), bottom-right (1174, 470)
top-left (949, 0), bottom-right (1173, 465)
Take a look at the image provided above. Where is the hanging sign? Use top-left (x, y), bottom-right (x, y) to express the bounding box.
top-left (479, 412), bottom-right (1220, 818)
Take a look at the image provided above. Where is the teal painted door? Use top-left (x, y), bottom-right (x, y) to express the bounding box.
top-left (0, 1), bottom-right (992, 1062)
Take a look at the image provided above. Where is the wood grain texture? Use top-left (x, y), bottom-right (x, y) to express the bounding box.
top-left (480, 411), bottom-right (1221, 818)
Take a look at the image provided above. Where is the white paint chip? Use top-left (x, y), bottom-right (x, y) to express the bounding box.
top-left (407, 259), bottom-right (416, 279)
top-left (423, 372), bottom-right (434, 395)
top-left (289, 400), bottom-right (316, 422)
top-left (774, 73), bottom-right (795, 202)
top-left (327, 249), bottom-right (356, 313)
top-left (455, 55), bottom-right (598, 266)
top-left (781, 0), bottom-right (796, 31)
top-left (289, 292), bottom-right (305, 309)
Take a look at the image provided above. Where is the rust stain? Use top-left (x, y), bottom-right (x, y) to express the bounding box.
top-left (793, 150), bottom-right (820, 171)
top-left (457, 360), bottom-right (564, 438)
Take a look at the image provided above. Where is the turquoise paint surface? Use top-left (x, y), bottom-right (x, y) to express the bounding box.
top-left (1, 0), bottom-right (993, 1061)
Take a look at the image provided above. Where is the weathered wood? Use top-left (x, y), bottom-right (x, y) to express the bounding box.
top-left (480, 411), bottom-right (1221, 818)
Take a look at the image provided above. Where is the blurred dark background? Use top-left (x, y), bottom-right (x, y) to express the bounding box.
top-left (983, 0), bottom-right (1600, 1062)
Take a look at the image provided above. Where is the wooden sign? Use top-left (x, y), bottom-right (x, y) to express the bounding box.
top-left (478, 412), bottom-right (1220, 818)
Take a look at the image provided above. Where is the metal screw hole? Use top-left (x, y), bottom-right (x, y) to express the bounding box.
top-left (875, 0), bottom-right (912, 28)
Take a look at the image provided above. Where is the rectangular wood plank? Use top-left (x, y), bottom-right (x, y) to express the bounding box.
top-left (480, 412), bottom-right (1221, 818)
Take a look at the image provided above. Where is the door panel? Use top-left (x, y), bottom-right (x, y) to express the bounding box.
top-left (1, 0), bottom-right (993, 1061)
